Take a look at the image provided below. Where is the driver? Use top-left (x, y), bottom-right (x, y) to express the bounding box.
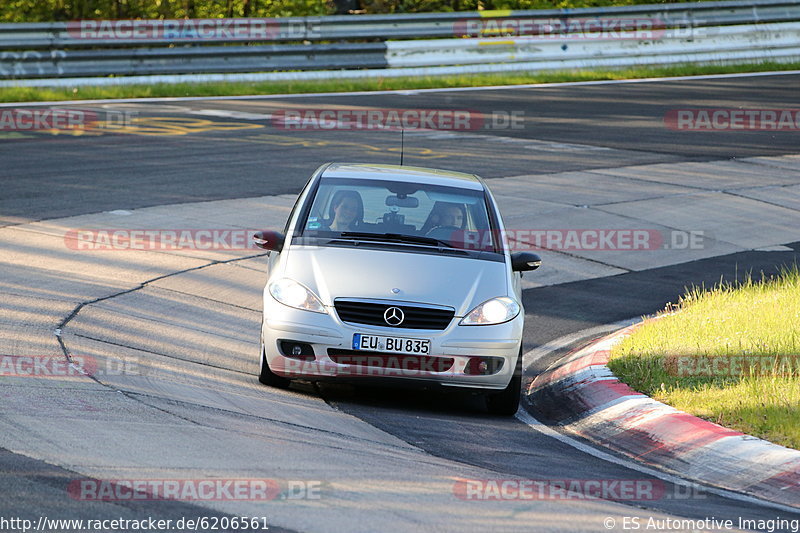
top-left (322, 190), bottom-right (363, 232)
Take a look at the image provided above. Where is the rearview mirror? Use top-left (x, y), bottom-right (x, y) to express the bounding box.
top-left (511, 252), bottom-right (541, 272)
top-left (253, 230), bottom-right (285, 252)
top-left (386, 195), bottom-right (419, 208)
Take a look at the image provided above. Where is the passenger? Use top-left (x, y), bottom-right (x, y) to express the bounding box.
top-left (422, 202), bottom-right (465, 235)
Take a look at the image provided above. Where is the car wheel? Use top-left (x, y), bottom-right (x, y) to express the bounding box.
top-left (259, 340), bottom-right (291, 389)
top-left (485, 348), bottom-right (522, 416)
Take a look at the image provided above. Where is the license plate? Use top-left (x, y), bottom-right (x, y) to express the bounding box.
top-left (353, 334), bottom-right (430, 355)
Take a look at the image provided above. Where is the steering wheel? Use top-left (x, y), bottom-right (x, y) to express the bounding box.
top-left (425, 225), bottom-right (461, 241)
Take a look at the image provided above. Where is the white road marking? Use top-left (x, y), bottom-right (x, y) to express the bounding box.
top-left (1, 70), bottom-right (798, 107)
top-left (185, 109), bottom-right (273, 120)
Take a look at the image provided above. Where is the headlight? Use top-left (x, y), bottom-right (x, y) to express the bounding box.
top-left (269, 278), bottom-right (326, 314)
top-left (459, 297), bottom-right (519, 326)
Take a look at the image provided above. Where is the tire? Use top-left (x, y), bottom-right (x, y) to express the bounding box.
top-left (259, 340), bottom-right (291, 389)
top-left (485, 348), bottom-right (522, 416)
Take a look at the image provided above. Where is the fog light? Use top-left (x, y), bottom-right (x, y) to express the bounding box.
top-left (279, 340), bottom-right (315, 361)
top-left (465, 356), bottom-right (505, 375)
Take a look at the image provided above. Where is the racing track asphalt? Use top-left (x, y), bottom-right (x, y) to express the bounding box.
top-left (2, 72), bottom-right (800, 223)
top-left (2, 72), bottom-right (800, 530)
top-left (314, 245), bottom-right (800, 526)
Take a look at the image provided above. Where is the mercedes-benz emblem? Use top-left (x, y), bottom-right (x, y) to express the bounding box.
top-left (383, 306), bottom-right (405, 326)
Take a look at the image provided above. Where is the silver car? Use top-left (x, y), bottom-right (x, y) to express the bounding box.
top-left (254, 163), bottom-right (541, 415)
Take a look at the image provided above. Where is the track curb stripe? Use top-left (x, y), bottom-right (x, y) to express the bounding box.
top-left (527, 324), bottom-right (800, 509)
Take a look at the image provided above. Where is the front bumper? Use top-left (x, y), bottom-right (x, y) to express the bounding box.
top-left (262, 299), bottom-right (523, 391)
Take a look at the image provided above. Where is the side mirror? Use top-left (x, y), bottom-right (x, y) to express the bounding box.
top-left (511, 252), bottom-right (541, 272)
top-left (253, 230), bottom-right (285, 252)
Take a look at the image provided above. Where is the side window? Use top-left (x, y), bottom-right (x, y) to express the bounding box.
top-left (467, 201), bottom-right (490, 231)
top-left (312, 187), bottom-right (334, 223)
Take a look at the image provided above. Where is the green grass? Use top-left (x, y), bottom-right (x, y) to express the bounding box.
top-left (608, 266), bottom-right (800, 449)
top-left (2, 61), bottom-right (799, 103)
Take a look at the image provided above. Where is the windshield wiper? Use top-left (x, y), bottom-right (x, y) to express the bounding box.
top-left (339, 231), bottom-right (456, 249)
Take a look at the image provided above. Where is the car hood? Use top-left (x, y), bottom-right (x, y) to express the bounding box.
top-left (280, 245), bottom-right (509, 316)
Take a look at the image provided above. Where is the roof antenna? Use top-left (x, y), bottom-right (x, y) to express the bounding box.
top-left (400, 128), bottom-right (404, 166)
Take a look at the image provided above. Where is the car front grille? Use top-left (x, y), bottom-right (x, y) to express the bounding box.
top-left (334, 299), bottom-right (454, 330)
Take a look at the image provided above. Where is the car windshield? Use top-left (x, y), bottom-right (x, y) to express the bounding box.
top-left (298, 177), bottom-right (497, 252)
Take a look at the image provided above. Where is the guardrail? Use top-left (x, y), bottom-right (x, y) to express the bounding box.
top-left (0, 0), bottom-right (798, 86)
top-left (386, 22), bottom-right (800, 68)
